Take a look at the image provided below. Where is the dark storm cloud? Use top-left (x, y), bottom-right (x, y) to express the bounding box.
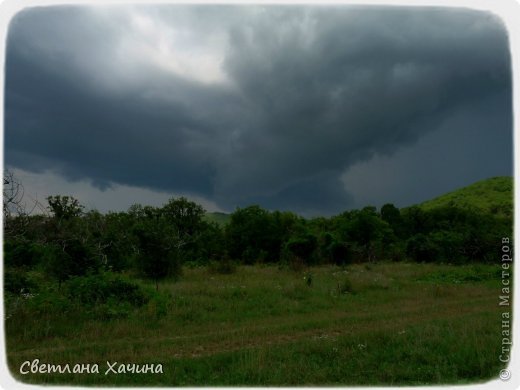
top-left (4, 6), bottom-right (512, 215)
top-left (216, 7), bottom-right (511, 205)
top-left (5, 6), bottom-right (241, 193)
top-left (342, 91), bottom-right (513, 209)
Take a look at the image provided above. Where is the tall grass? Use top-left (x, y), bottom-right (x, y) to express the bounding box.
top-left (6, 262), bottom-right (505, 385)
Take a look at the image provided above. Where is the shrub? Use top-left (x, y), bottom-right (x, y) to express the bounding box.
top-left (327, 240), bottom-right (353, 266)
top-left (133, 220), bottom-right (182, 289)
top-left (66, 272), bottom-right (148, 307)
top-left (4, 240), bottom-right (42, 268)
top-left (142, 290), bottom-right (171, 319)
top-left (406, 234), bottom-right (440, 263)
top-left (44, 239), bottom-right (101, 286)
top-left (283, 234), bottom-right (318, 265)
top-left (23, 289), bottom-right (71, 316)
top-left (4, 268), bottom-right (37, 294)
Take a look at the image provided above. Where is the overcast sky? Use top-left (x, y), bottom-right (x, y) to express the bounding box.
top-left (4, 5), bottom-right (512, 216)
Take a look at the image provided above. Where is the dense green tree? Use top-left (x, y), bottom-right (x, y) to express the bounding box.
top-left (3, 175), bottom-right (513, 281)
top-left (282, 232), bottom-right (318, 265)
top-left (226, 205), bottom-right (279, 264)
top-left (401, 206), bottom-right (430, 236)
top-left (4, 239), bottom-right (43, 268)
top-left (161, 197), bottom-right (205, 239)
top-left (47, 195), bottom-right (84, 221)
top-left (189, 221), bottom-right (226, 264)
top-left (313, 231), bottom-right (351, 265)
top-left (99, 212), bottom-right (138, 271)
top-left (381, 203), bottom-right (404, 237)
top-left (44, 238), bottom-right (100, 288)
top-left (428, 230), bottom-right (465, 263)
top-left (406, 233), bottom-right (439, 263)
top-left (133, 217), bottom-right (182, 290)
top-left (348, 207), bottom-right (388, 262)
top-left (41, 196), bottom-right (103, 286)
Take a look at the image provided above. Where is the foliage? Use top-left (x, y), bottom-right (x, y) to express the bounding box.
top-left (133, 215), bottom-right (182, 289)
top-left (345, 207), bottom-right (390, 262)
top-left (203, 212), bottom-right (231, 226)
top-left (283, 233), bottom-right (318, 265)
top-left (47, 195), bottom-right (84, 220)
top-left (324, 236), bottom-right (352, 266)
top-left (4, 239), bottom-right (43, 268)
top-left (97, 211), bottom-right (137, 271)
top-left (2, 176), bottom-right (513, 295)
top-left (161, 197), bottom-right (205, 241)
top-left (66, 272), bottom-right (148, 307)
top-left (406, 233), bottom-right (440, 263)
top-left (419, 176), bottom-right (512, 218)
top-left (226, 205), bottom-right (280, 264)
top-left (4, 268), bottom-right (37, 294)
top-left (43, 239), bottom-right (101, 286)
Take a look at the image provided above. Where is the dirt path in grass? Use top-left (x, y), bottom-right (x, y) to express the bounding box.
top-left (9, 294), bottom-right (497, 361)
top-left (164, 297), bottom-right (495, 359)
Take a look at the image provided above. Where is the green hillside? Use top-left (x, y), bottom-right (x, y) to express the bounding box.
top-left (419, 176), bottom-right (513, 218)
top-left (203, 211), bottom-right (231, 226)
top-left (202, 177), bottom-right (513, 224)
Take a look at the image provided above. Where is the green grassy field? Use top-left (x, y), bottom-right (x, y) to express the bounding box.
top-left (6, 262), bottom-right (508, 386)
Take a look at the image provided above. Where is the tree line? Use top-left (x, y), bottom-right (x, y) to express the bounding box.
top-left (3, 175), bottom-right (512, 289)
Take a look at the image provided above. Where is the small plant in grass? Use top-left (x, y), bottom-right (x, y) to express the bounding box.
top-left (142, 290), bottom-right (171, 320)
top-left (305, 272), bottom-right (313, 287)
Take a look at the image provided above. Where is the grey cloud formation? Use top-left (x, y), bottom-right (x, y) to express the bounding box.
top-left (342, 91), bottom-right (513, 209)
top-left (4, 5), bottom-right (512, 215)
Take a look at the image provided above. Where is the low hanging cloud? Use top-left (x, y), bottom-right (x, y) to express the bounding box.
top-left (4, 5), bottom-right (512, 215)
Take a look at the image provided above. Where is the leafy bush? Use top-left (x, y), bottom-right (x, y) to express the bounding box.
top-left (327, 240), bottom-right (353, 266)
top-left (283, 234), bottom-right (318, 265)
top-left (23, 289), bottom-right (71, 316)
top-left (66, 272), bottom-right (148, 307)
top-left (43, 239), bottom-right (101, 286)
top-left (133, 219), bottom-right (182, 288)
top-left (4, 240), bottom-right (43, 268)
top-left (4, 268), bottom-right (37, 294)
top-left (406, 234), bottom-right (440, 263)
